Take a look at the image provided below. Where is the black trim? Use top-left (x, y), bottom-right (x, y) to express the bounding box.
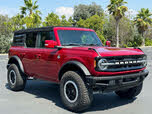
top-left (59, 61), bottom-right (91, 76)
top-left (134, 47), bottom-right (143, 52)
top-left (87, 70), bottom-right (148, 81)
top-left (95, 54), bottom-right (147, 72)
top-left (12, 34), bottom-right (26, 46)
top-left (86, 70), bottom-right (149, 93)
top-left (14, 26), bottom-right (89, 34)
top-left (88, 48), bottom-right (101, 57)
top-left (15, 27), bottom-right (53, 34)
top-left (96, 54), bottom-right (146, 59)
top-left (7, 56), bottom-right (24, 73)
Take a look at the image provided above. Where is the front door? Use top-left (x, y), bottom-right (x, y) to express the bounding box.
top-left (33, 31), bottom-right (59, 81)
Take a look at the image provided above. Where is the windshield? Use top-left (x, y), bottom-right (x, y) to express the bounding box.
top-left (58, 30), bottom-right (102, 46)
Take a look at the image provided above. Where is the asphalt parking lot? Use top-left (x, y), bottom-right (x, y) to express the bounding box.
top-left (0, 47), bottom-right (152, 114)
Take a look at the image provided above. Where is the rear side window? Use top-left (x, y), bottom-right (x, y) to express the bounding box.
top-left (13, 34), bottom-right (25, 46)
top-left (38, 31), bottom-right (56, 48)
top-left (26, 32), bottom-right (37, 48)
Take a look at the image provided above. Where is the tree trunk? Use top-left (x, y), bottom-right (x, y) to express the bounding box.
top-left (142, 32), bottom-right (145, 47)
top-left (30, 10), bottom-right (33, 16)
top-left (116, 19), bottom-right (120, 47)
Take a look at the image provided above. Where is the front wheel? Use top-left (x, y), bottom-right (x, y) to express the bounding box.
top-left (60, 71), bottom-right (93, 112)
top-left (115, 83), bottom-right (143, 99)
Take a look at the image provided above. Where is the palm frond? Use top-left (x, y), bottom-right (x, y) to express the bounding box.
top-left (134, 8), bottom-right (152, 34)
top-left (20, 7), bottom-right (27, 15)
top-left (34, 0), bottom-right (38, 6)
top-left (107, 0), bottom-right (127, 20)
top-left (33, 5), bottom-right (38, 10)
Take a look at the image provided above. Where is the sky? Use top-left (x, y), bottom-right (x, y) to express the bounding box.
top-left (0, 0), bottom-right (152, 19)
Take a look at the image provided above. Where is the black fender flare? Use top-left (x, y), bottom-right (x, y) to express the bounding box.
top-left (7, 56), bottom-right (24, 73)
top-left (59, 61), bottom-right (91, 80)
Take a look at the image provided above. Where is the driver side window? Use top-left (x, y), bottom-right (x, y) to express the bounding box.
top-left (38, 31), bottom-right (56, 48)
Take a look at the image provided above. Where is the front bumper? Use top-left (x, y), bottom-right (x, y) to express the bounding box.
top-left (86, 70), bottom-right (149, 93)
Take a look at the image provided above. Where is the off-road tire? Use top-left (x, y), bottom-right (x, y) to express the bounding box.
top-left (115, 83), bottom-right (143, 99)
top-left (7, 64), bottom-right (27, 91)
top-left (60, 71), bottom-right (93, 112)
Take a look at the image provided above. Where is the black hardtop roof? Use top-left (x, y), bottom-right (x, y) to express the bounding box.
top-left (14, 26), bottom-right (88, 34)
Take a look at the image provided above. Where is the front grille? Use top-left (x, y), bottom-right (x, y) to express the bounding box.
top-left (97, 55), bottom-right (146, 72)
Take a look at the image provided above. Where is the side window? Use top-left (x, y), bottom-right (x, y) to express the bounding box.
top-left (13, 34), bottom-right (25, 46)
top-left (26, 32), bottom-right (37, 48)
top-left (39, 31), bottom-right (55, 48)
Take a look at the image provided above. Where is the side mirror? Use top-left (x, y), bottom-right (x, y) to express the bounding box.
top-left (106, 41), bottom-right (111, 47)
top-left (45, 40), bottom-right (57, 48)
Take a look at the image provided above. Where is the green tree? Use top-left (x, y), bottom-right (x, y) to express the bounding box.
top-left (145, 27), bottom-right (152, 40)
top-left (0, 15), bottom-right (12, 53)
top-left (119, 17), bottom-right (136, 47)
top-left (20, 0), bottom-right (41, 28)
top-left (73, 2), bottom-right (104, 21)
top-left (6, 14), bottom-right (25, 32)
top-left (61, 15), bottom-right (72, 26)
top-left (43, 12), bottom-right (61, 26)
top-left (103, 16), bottom-right (137, 47)
top-left (145, 37), bottom-right (152, 46)
top-left (107, 0), bottom-right (128, 47)
top-left (0, 15), bottom-right (11, 34)
top-left (77, 15), bottom-right (106, 43)
top-left (43, 13), bottom-right (73, 27)
top-left (134, 8), bottom-right (152, 46)
top-left (24, 10), bottom-right (41, 28)
top-left (21, 0), bottom-right (39, 16)
top-left (128, 34), bottom-right (143, 47)
top-left (68, 16), bottom-right (75, 26)
top-left (103, 16), bottom-right (116, 46)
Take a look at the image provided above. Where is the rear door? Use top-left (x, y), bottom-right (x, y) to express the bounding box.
top-left (21, 32), bottom-right (38, 77)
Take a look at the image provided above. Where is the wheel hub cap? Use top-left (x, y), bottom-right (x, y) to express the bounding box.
top-left (9, 70), bottom-right (16, 85)
top-left (64, 80), bottom-right (78, 103)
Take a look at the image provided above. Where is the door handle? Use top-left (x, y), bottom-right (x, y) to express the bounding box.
top-left (20, 53), bottom-right (25, 58)
top-left (35, 54), bottom-right (41, 59)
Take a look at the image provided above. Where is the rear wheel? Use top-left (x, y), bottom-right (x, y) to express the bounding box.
top-left (7, 64), bottom-right (27, 91)
top-left (60, 71), bottom-right (93, 112)
top-left (115, 83), bottom-right (143, 99)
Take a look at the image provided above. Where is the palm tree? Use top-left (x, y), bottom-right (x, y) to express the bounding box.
top-left (107, 0), bottom-right (128, 47)
top-left (134, 8), bottom-right (152, 46)
top-left (20, 0), bottom-right (39, 16)
top-left (20, 0), bottom-right (41, 28)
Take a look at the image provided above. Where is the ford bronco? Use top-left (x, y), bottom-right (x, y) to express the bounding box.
top-left (7, 27), bottom-right (149, 112)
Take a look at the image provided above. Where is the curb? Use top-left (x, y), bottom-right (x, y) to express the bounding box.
top-left (0, 54), bottom-right (8, 55)
top-left (140, 46), bottom-right (152, 48)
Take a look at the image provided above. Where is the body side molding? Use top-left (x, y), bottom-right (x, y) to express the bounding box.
top-left (7, 56), bottom-right (24, 73)
top-left (59, 61), bottom-right (91, 76)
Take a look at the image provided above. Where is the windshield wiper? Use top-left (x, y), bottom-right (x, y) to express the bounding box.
top-left (63, 43), bottom-right (100, 46)
top-left (83, 44), bottom-right (99, 46)
top-left (63, 43), bottom-right (81, 46)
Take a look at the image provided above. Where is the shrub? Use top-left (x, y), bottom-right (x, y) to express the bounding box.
top-left (145, 38), bottom-right (152, 46)
top-left (127, 34), bottom-right (143, 47)
top-left (0, 34), bottom-right (12, 53)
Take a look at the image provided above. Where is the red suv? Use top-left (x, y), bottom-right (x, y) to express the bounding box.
top-left (7, 27), bottom-right (149, 112)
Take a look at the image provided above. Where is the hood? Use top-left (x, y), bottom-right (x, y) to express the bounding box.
top-left (94, 47), bottom-right (144, 57)
top-left (70, 46), bottom-right (144, 57)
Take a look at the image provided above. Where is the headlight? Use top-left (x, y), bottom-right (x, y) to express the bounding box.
top-left (143, 55), bottom-right (147, 66)
top-left (98, 59), bottom-right (108, 70)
